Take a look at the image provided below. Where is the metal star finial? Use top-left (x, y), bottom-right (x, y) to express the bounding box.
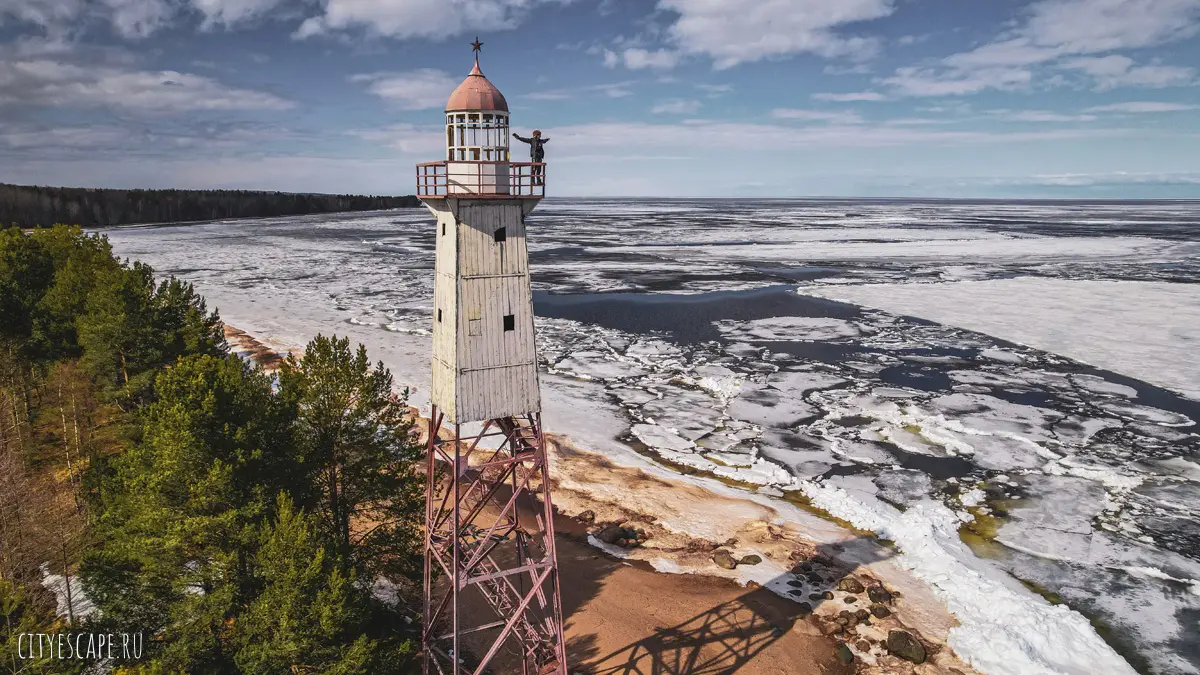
top-left (471, 37), bottom-right (483, 54)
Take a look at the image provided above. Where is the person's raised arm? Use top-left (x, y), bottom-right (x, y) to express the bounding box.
top-left (512, 133), bottom-right (531, 144)
top-left (541, 137), bottom-right (549, 144)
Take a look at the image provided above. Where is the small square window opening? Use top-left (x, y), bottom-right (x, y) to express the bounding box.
top-left (503, 314), bottom-right (515, 332)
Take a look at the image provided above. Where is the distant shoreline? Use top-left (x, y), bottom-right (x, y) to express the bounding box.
top-left (1, 182), bottom-right (420, 229)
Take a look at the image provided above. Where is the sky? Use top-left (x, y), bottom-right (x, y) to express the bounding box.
top-left (1, 0), bottom-right (1199, 198)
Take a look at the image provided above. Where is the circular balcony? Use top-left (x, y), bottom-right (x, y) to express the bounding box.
top-left (417, 161), bottom-right (546, 199)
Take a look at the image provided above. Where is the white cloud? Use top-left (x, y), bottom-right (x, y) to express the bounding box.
top-left (1059, 55), bottom-right (1195, 89)
top-left (295, 0), bottom-right (557, 39)
top-left (1084, 101), bottom-right (1198, 112)
top-left (945, 0), bottom-right (1200, 69)
top-left (651, 98), bottom-right (701, 114)
top-left (345, 120), bottom-right (1126, 166)
top-left (883, 0), bottom-right (1200, 97)
top-left (604, 47), bottom-right (680, 70)
top-left (626, 0), bottom-right (897, 69)
top-left (347, 123), bottom-right (444, 154)
top-left (0, 119), bottom-right (303, 160)
top-left (770, 108), bottom-right (864, 124)
top-left (823, 63), bottom-right (873, 75)
top-left (0, 59), bottom-right (294, 111)
top-left (0, 123), bottom-right (139, 151)
top-left (0, 0), bottom-right (86, 33)
top-left (523, 81), bottom-right (635, 101)
top-left (1, 0), bottom-right (291, 37)
top-left (985, 109), bottom-right (1098, 122)
top-left (812, 91), bottom-right (886, 101)
top-left (883, 117), bottom-right (955, 126)
top-left (0, 0), bottom-right (178, 38)
top-left (541, 120), bottom-right (1125, 153)
top-left (942, 38), bottom-right (1062, 69)
top-left (1004, 171), bottom-right (1200, 186)
top-left (897, 33), bottom-right (932, 46)
top-left (0, 154), bottom-right (422, 194)
top-left (350, 69), bottom-right (459, 110)
top-left (881, 66), bottom-right (1033, 97)
top-left (695, 83), bottom-right (732, 97)
top-left (1023, 0), bottom-right (1200, 54)
top-left (102, 0), bottom-right (176, 38)
top-left (192, 0), bottom-right (289, 28)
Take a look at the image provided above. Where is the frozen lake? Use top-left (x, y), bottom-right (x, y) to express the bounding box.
top-left (104, 198), bottom-right (1200, 675)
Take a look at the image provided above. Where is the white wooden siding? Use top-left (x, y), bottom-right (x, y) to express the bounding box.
top-left (429, 202), bottom-right (459, 422)
top-left (426, 197), bottom-right (542, 423)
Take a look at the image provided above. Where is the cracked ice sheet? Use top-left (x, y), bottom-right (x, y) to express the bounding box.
top-left (796, 483), bottom-right (1141, 675)
top-left (715, 316), bottom-right (865, 341)
top-left (800, 277), bottom-right (1200, 401)
top-left (106, 204), bottom-right (1200, 675)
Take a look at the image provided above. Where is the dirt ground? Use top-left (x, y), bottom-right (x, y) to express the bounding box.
top-left (555, 529), bottom-right (853, 675)
top-left (443, 507), bottom-right (852, 675)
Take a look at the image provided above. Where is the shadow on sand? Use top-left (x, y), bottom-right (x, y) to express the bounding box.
top-left (563, 537), bottom-right (894, 675)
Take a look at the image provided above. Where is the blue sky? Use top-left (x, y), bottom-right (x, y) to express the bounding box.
top-left (1, 0), bottom-right (1199, 197)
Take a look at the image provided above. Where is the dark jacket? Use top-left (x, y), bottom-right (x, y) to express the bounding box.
top-left (513, 134), bottom-right (549, 161)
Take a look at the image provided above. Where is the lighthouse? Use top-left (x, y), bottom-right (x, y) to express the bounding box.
top-left (417, 40), bottom-right (566, 675)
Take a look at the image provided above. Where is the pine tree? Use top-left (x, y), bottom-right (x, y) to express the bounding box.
top-left (277, 335), bottom-right (424, 580)
top-left (233, 494), bottom-right (387, 675)
top-left (76, 262), bottom-right (159, 396)
top-left (0, 227), bottom-right (54, 355)
top-left (29, 226), bottom-right (120, 361)
top-left (76, 263), bottom-right (225, 400)
top-left (81, 354), bottom-right (295, 671)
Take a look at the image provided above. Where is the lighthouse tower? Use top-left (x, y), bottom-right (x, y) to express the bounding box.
top-left (417, 40), bottom-right (566, 675)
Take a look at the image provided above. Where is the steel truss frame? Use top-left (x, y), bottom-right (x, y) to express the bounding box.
top-left (422, 407), bottom-right (567, 675)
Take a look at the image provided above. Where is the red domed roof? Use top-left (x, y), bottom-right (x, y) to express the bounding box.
top-left (445, 58), bottom-right (509, 113)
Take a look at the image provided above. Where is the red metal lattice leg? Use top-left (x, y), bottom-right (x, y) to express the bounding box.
top-left (423, 412), bottom-right (567, 675)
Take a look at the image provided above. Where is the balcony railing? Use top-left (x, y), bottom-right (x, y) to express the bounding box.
top-left (416, 161), bottom-right (546, 199)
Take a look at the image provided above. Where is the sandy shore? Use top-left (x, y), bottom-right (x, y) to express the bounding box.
top-left (225, 325), bottom-right (976, 674)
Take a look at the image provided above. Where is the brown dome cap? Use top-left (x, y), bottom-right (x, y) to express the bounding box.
top-left (445, 58), bottom-right (509, 113)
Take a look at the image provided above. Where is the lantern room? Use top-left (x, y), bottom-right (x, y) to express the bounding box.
top-left (445, 60), bottom-right (510, 163)
top-left (417, 45), bottom-right (545, 198)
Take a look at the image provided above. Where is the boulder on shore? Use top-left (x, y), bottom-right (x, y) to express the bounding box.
top-left (712, 550), bottom-right (738, 570)
top-left (596, 524), bottom-right (624, 544)
top-left (835, 642), bottom-right (854, 665)
top-left (868, 585), bottom-right (893, 604)
top-left (837, 578), bottom-right (865, 594)
top-left (596, 523), bottom-right (642, 546)
top-left (886, 630), bottom-right (927, 664)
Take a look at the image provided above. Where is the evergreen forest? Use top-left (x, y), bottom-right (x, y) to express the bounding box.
top-left (1, 224), bottom-right (426, 673)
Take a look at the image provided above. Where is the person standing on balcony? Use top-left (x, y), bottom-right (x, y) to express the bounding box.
top-left (513, 130), bottom-right (548, 185)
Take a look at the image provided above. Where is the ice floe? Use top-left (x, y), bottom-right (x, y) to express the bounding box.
top-left (801, 277), bottom-right (1200, 401)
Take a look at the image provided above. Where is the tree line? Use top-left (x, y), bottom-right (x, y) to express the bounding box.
top-left (0, 184), bottom-right (420, 229)
top-left (1, 225), bottom-right (426, 673)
